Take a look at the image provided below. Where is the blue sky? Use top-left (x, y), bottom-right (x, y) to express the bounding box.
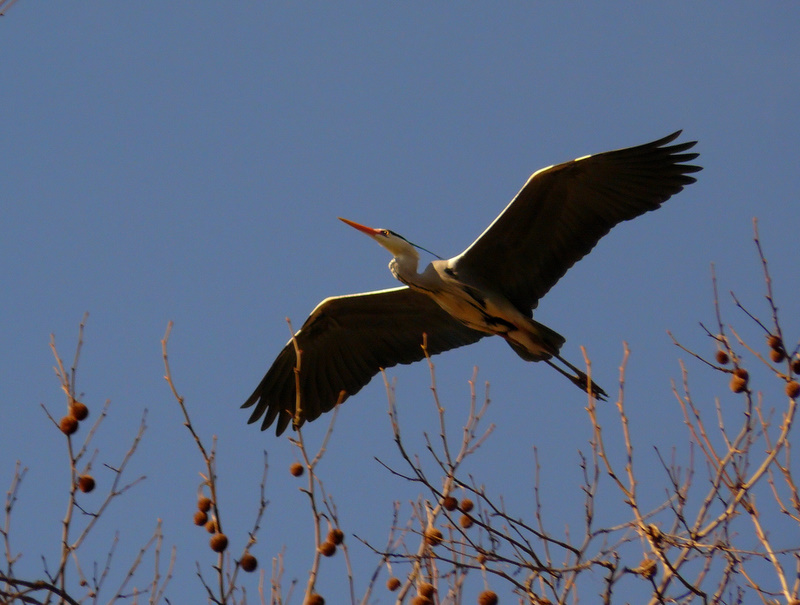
top-left (1, 3), bottom-right (798, 602)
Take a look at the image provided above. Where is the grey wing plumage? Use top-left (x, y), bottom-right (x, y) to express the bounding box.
top-left (242, 287), bottom-right (485, 435)
top-left (453, 131), bottom-right (702, 315)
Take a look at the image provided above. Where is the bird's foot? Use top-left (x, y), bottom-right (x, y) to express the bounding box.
top-left (571, 370), bottom-right (608, 401)
top-left (546, 356), bottom-right (608, 401)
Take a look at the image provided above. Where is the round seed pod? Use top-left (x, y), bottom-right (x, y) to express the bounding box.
top-left (648, 524), bottom-right (662, 544)
top-left (770, 348), bottom-right (785, 363)
top-left (305, 594), bottom-right (324, 605)
top-left (240, 552), bottom-right (258, 572)
top-left (418, 582), bottom-right (434, 597)
top-left (424, 526), bottom-right (443, 547)
top-left (386, 577), bottom-right (401, 591)
top-left (637, 558), bottom-right (657, 579)
top-left (786, 381), bottom-right (800, 399)
top-left (210, 533), bottom-right (228, 553)
top-left (197, 496), bottom-right (212, 512)
top-left (459, 514), bottom-right (474, 529)
top-left (733, 367), bottom-right (749, 381)
top-left (60, 415), bottom-right (79, 435)
top-left (318, 541), bottom-right (336, 557)
top-left (767, 334), bottom-right (783, 351)
top-left (193, 510), bottom-right (208, 526)
top-left (442, 496), bottom-right (458, 511)
top-left (478, 590), bottom-right (499, 605)
top-left (327, 528), bottom-right (344, 545)
top-left (460, 498), bottom-right (474, 513)
top-left (70, 401), bottom-right (89, 421)
top-left (715, 350), bottom-right (729, 365)
top-left (77, 475), bottom-right (95, 493)
top-left (290, 462), bottom-right (304, 477)
top-left (730, 376), bottom-right (747, 393)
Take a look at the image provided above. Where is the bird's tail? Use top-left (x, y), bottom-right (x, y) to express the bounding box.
top-left (503, 319), bottom-right (607, 400)
top-left (505, 319), bottom-right (566, 362)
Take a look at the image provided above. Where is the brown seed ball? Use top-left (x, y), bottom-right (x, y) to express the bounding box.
top-left (460, 498), bottom-right (474, 513)
top-left (193, 510), bottom-right (208, 526)
top-left (290, 462), bottom-right (304, 477)
top-left (423, 526), bottom-right (443, 546)
top-left (730, 376), bottom-right (748, 394)
top-left (767, 334), bottom-right (783, 351)
top-left (733, 367), bottom-right (749, 381)
top-left (240, 552), bottom-right (258, 572)
top-left (305, 594), bottom-right (325, 605)
top-left (459, 514), bottom-right (474, 529)
top-left (205, 519), bottom-right (218, 534)
top-left (386, 576), bottom-right (401, 591)
top-left (792, 358), bottom-right (800, 374)
top-left (411, 597), bottom-right (432, 605)
top-left (715, 350), bottom-right (729, 365)
top-left (327, 528), bottom-right (344, 545)
top-left (478, 590), bottom-right (499, 605)
top-left (730, 376), bottom-right (747, 393)
top-left (418, 582), bottom-right (435, 597)
top-left (77, 475), bottom-right (95, 493)
top-left (70, 401), bottom-right (89, 421)
top-left (197, 496), bottom-right (212, 512)
top-left (318, 541), bottom-right (336, 557)
top-left (770, 348), bottom-right (785, 363)
top-left (60, 415), bottom-right (79, 435)
top-left (637, 557), bottom-right (657, 579)
top-left (209, 533), bottom-right (228, 553)
top-left (442, 496), bottom-right (458, 511)
top-left (648, 524), bottom-right (663, 544)
top-left (786, 381), bottom-right (800, 399)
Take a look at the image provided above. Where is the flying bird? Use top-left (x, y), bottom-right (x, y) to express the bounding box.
top-left (243, 131), bottom-right (701, 435)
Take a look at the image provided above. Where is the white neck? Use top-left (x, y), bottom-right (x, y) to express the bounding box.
top-left (389, 250), bottom-right (421, 286)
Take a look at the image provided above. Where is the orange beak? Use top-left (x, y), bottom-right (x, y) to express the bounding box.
top-left (338, 217), bottom-right (381, 237)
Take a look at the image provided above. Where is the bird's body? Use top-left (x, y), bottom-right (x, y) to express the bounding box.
top-left (396, 256), bottom-right (565, 362)
top-left (244, 131), bottom-right (701, 435)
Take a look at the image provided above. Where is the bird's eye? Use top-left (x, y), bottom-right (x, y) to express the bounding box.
top-left (380, 230), bottom-right (389, 236)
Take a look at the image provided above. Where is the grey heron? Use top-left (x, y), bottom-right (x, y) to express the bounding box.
top-left (243, 131), bottom-right (701, 435)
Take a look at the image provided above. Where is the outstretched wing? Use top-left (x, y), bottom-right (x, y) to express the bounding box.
top-left (242, 287), bottom-right (485, 435)
top-left (453, 131), bottom-right (701, 314)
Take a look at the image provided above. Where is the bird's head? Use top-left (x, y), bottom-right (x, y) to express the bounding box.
top-left (338, 217), bottom-right (420, 260)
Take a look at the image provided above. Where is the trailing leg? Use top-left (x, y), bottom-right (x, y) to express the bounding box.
top-left (545, 355), bottom-right (608, 400)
